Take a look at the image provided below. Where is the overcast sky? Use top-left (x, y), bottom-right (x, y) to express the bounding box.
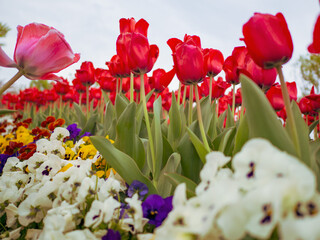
top-left (1, 0), bottom-right (319, 94)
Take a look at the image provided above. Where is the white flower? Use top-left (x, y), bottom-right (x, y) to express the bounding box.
top-left (27, 153), bottom-right (48, 173)
top-left (3, 157), bottom-right (25, 173)
top-left (35, 154), bottom-right (62, 181)
top-left (98, 171), bottom-right (126, 201)
top-left (5, 203), bottom-right (18, 228)
top-left (50, 127), bottom-right (70, 141)
top-left (84, 197), bottom-right (120, 228)
top-left (64, 229), bottom-right (99, 240)
top-left (123, 193), bottom-right (146, 233)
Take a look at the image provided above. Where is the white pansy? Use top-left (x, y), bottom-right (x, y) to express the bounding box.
top-left (173, 183), bottom-right (187, 208)
top-left (98, 171), bottom-right (126, 201)
top-left (5, 203), bottom-right (18, 228)
top-left (35, 154), bottom-right (62, 181)
top-left (64, 229), bottom-right (99, 240)
top-left (27, 153), bottom-right (48, 173)
top-left (76, 176), bottom-right (96, 202)
top-left (85, 197), bottom-right (120, 229)
top-left (1, 227), bottom-right (22, 240)
top-left (50, 127), bottom-right (70, 141)
top-left (36, 138), bottom-right (51, 154)
top-left (123, 193), bottom-right (146, 233)
top-left (2, 157), bottom-right (25, 173)
top-left (138, 233), bottom-right (155, 240)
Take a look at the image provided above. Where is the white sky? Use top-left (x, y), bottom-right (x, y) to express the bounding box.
top-left (0, 0), bottom-right (319, 95)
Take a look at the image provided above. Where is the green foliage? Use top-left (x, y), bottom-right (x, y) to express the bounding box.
top-left (298, 54), bottom-right (320, 94)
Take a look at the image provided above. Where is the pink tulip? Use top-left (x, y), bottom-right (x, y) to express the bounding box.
top-left (0, 22), bottom-right (80, 80)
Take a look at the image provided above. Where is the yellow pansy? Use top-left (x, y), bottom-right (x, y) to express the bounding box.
top-left (76, 144), bottom-right (97, 160)
top-left (64, 147), bottom-right (76, 160)
top-left (16, 126), bottom-right (34, 145)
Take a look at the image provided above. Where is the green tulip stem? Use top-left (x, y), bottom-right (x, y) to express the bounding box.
top-left (119, 77), bottom-right (123, 93)
top-left (232, 84), bottom-right (236, 120)
top-left (130, 72), bottom-right (134, 103)
top-left (154, 92), bottom-right (159, 100)
top-left (0, 69), bottom-right (24, 97)
top-left (86, 85), bottom-right (90, 120)
top-left (140, 73), bottom-right (156, 178)
top-left (195, 84), bottom-right (211, 153)
top-left (59, 95), bottom-right (63, 119)
top-left (116, 77), bottom-right (119, 94)
top-left (79, 92), bottom-right (82, 111)
top-left (177, 82), bottom-right (182, 105)
top-left (276, 65), bottom-right (301, 157)
top-left (188, 85), bottom-right (194, 126)
top-left (182, 86), bottom-right (187, 106)
top-left (209, 75), bottom-right (213, 102)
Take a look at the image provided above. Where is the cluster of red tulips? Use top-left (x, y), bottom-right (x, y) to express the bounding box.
top-left (0, 12), bottom-right (320, 133)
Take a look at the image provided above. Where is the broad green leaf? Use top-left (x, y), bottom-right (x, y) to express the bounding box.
top-left (161, 135), bottom-right (174, 169)
top-left (104, 101), bottom-right (115, 133)
top-left (207, 101), bottom-right (218, 140)
top-left (177, 122), bottom-right (203, 183)
top-left (80, 113), bottom-right (98, 136)
top-left (157, 153), bottom-right (181, 197)
top-left (309, 119), bottom-right (319, 134)
top-left (152, 97), bottom-right (163, 181)
top-left (90, 136), bottom-right (157, 195)
top-left (0, 109), bottom-right (16, 115)
top-left (73, 103), bottom-right (86, 129)
top-left (164, 173), bottom-right (196, 198)
top-left (186, 126), bottom-right (209, 164)
top-left (225, 106), bottom-right (235, 128)
top-left (114, 103), bottom-right (145, 169)
top-left (240, 74), bottom-right (296, 156)
top-left (233, 114), bottom-right (249, 154)
top-left (168, 92), bottom-right (183, 150)
top-left (290, 102), bottom-right (311, 166)
top-left (218, 127), bottom-right (236, 154)
top-left (217, 110), bottom-right (227, 132)
top-left (115, 94), bottom-right (128, 119)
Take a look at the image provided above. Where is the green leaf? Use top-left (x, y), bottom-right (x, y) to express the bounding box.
top-left (73, 103), bottom-right (86, 129)
top-left (207, 101), bottom-right (218, 140)
top-left (157, 153), bottom-right (181, 197)
top-left (90, 136), bottom-right (157, 195)
top-left (233, 114), bottom-right (249, 154)
top-left (152, 96), bottom-right (163, 181)
top-left (290, 102), bottom-right (311, 166)
top-left (310, 140), bottom-right (320, 191)
top-left (114, 103), bottom-right (145, 170)
top-left (225, 106), bottom-right (235, 128)
top-left (309, 119), bottom-right (318, 134)
top-left (164, 173), bottom-right (196, 198)
top-left (0, 109), bottom-right (16, 115)
top-left (168, 92), bottom-right (183, 150)
top-left (80, 113), bottom-right (98, 136)
top-left (240, 74), bottom-right (296, 156)
top-left (186, 126), bottom-right (209, 164)
top-left (115, 94), bottom-right (129, 119)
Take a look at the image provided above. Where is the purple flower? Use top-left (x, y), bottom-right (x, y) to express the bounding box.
top-left (80, 132), bottom-right (92, 138)
top-left (0, 154), bottom-right (12, 174)
top-left (142, 194), bottom-right (173, 227)
top-left (101, 229), bottom-right (121, 240)
top-left (66, 123), bottom-right (81, 142)
top-left (127, 180), bottom-right (148, 199)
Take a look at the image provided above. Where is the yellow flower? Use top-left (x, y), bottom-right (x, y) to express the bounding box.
top-left (58, 163), bottom-right (73, 173)
top-left (76, 144), bottom-right (97, 160)
top-left (64, 147), bottom-right (76, 160)
top-left (106, 135), bottom-right (115, 144)
top-left (16, 126), bottom-right (34, 145)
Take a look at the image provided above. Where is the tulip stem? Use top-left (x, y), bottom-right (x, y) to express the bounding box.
top-left (130, 72), bottom-right (134, 103)
top-left (177, 82), bottom-right (182, 105)
top-left (0, 70), bottom-right (24, 97)
top-left (119, 77), bottom-right (123, 93)
top-left (232, 84), bottom-right (236, 120)
top-left (209, 75), bottom-right (213, 102)
top-left (276, 66), bottom-right (301, 157)
top-left (86, 85), bottom-right (90, 119)
top-left (116, 77), bottom-right (119, 94)
top-left (140, 73), bottom-right (156, 179)
top-left (59, 95), bottom-right (62, 118)
top-left (188, 85), bottom-right (194, 125)
top-left (195, 84), bottom-right (211, 153)
top-left (182, 86), bottom-right (187, 106)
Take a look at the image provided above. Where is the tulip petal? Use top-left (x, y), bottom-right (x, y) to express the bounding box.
top-left (119, 18), bottom-right (136, 33)
top-left (0, 47), bottom-right (16, 68)
top-left (167, 38), bottom-right (182, 53)
top-left (160, 68), bottom-right (175, 88)
top-left (147, 44), bottom-right (159, 73)
top-left (135, 19), bottom-right (149, 37)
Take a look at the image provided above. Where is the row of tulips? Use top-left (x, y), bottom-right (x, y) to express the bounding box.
top-left (0, 8), bottom-right (320, 240)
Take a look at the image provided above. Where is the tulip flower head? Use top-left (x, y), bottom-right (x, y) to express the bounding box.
top-left (308, 15), bottom-right (320, 54)
top-left (0, 22), bottom-right (80, 80)
top-left (203, 48), bottom-right (224, 77)
top-left (167, 34), bottom-right (206, 85)
top-left (75, 61), bottom-right (96, 87)
top-left (148, 68), bottom-right (175, 93)
top-left (116, 18), bottom-right (159, 75)
top-left (242, 13), bottom-right (293, 69)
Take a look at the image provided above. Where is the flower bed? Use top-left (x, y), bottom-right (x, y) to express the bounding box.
top-left (0, 11), bottom-right (320, 240)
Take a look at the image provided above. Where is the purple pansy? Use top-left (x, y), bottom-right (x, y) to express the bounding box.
top-left (142, 194), bottom-right (173, 227)
top-left (66, 123), bottom-right (81, 142)
top-left (0, 154), bottom-right (13, 174)
top-left (127, 180), bottom-right (148, 199)
top-left (101, 229), bottom-right (121, 240)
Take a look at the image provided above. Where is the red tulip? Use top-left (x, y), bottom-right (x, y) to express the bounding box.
top-left (203, 48), bottom-right (224, 77)
top-left (242, 13), bottom-right (293, 69)
top-left (44, 88), bottom-right (59, 102)
top-left (266, 82), bottom-right (297, 111)
top-left (75, 61), bottom-right (96, 87)
top-left (72, 77), bottom-right (86, 93)
top-left (116, 18), bottom-right (159, 75)
top-left (95, 68), bottom-right (116, 92)
top-left (53, 78), bottom-right (70, 95)
top-left (299, 97), bottom-right (315, 115)
top-left (200, 76), bottom-right (231, 99)
top-left (148, 68), bottom-right (175, 93)
top-left (223, 46), bottom-right (247, 84)
top-left (0, 23), bottom-right (80, 80)
top-left (308, 15), bottom-right (320, 54)
top-left (106, 54), bottom-right (130, 78)
top-left (241, 56), bottom-right (277, 91)
top-left (167, 34), bottom-right (206, 85)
